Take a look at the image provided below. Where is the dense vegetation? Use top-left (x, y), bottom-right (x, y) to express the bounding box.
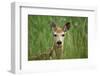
top-left (28, 15), bottom-right (88, 60)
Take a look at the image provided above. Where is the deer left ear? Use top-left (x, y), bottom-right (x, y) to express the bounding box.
top-left (63, 22), bottom-right (70, 32)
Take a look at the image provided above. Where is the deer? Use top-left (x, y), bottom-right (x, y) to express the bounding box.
top-left (29, 22), bottom-right (70, 60)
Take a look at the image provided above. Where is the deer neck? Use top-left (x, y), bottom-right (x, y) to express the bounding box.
top-left (52, 43), bottom-right (64, 59)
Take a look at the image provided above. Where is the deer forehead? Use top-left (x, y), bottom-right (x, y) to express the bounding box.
top-left (54, 27), bottom-right (64, 33)
top-left (54, 30), bottom-right (64, 35)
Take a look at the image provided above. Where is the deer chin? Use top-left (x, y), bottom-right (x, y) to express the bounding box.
top-left (56, 44), bottom-right (62, 48)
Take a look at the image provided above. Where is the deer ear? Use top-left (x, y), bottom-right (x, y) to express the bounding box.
top-left (51, 22), bottom-right (56, 31)
top-left (63, 22), bottom-right (70, 32)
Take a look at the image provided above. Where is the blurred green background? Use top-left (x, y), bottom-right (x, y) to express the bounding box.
top-left (28, 15), bottom-right (88, 60)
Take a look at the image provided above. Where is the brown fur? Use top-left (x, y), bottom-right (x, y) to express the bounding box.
top-left (54, 26), bottom-right (64, 33)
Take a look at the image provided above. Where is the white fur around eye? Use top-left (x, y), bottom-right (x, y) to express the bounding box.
top-left (54, 34), bottom-right (57, 37)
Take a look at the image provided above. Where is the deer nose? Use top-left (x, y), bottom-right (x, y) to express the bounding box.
top-left (57, 41), bottom-right (62, 45)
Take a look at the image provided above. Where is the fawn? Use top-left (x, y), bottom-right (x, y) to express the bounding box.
top-left (30, 22), bottom-right (70, 60)
top-left (49, 22), bottom-right (70, 59)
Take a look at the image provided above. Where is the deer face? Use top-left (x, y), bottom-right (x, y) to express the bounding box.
top-left (51, 22), bottom-right (70, 48)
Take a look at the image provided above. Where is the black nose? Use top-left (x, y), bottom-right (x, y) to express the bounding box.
top-left (57, 41), bottom-right (62, 45)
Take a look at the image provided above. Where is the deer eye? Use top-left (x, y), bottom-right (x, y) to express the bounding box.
top-left (62, 34), bottom-right (65, 37)
top-left (54, 34), bottom-right (57, 37)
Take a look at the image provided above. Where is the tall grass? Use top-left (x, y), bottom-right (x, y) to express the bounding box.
top-left (28, 15), bottom-right (88, 60)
